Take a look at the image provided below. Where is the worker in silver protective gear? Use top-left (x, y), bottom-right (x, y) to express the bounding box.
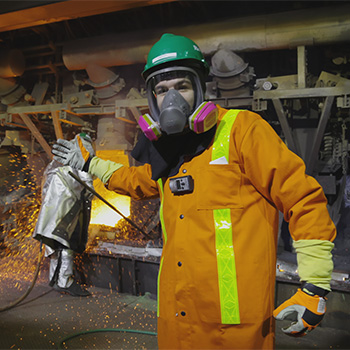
top-left (33, 159), bottom-right (93, 296)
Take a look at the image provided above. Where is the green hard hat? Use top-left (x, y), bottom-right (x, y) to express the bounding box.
top-left (142, 33), bottom-right (209, 80)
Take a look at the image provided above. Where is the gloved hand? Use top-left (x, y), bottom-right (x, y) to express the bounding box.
top-left (52, 133), bottom-right (95, 171)
top-left (273, 283), bottom-right (328, 337)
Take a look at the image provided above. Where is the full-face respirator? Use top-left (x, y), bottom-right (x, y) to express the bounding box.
top-left (138, 67), bottom-right (218, 141)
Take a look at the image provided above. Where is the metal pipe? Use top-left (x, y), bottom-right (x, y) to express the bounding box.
top-left (0, 77), bottom-right (17, 95)
top-left (306, 96), bottom-right (335, 175)
top-left (0, 49), bottom-right (25, 77)
top-left (68, 171), bottom-right (152, 240)
top-left (62, 4), bottom-right (350, 70)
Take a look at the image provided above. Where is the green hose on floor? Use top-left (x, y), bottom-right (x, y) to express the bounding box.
top-left (58, 328), bottom-right (157, 349)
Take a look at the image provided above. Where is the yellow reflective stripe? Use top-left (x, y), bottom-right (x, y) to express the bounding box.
top-left (156, 178), bottom-right (167, 318)
top-left (157, 178), bottom-right (167, 244)
top-left (213, 209), bottom-right (240, 324)
top-left (212, 109), bottom-right (241, 324)
top-left (212, 109), bottom-right (240, 162)
top-left (157, 257), bottom-right (164, 317)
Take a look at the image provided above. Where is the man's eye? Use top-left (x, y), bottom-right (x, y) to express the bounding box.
top-left (177, 83), bottom-right (191, 91)
top-left (155, 87), bottom-right (167, 95)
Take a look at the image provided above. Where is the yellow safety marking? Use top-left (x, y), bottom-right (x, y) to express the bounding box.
top-left (212, 109), bottom-right (241, 324)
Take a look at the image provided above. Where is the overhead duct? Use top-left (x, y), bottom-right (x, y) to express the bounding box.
top-left (0, 49), bottom-right (26, 105)
top-left (62, 4), bottom-right (350, 70)
top-left (0, 49), bottom-right (25, 78)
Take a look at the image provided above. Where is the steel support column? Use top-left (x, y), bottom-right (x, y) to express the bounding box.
top-left (272, 98), bottom-right (301, 156)
top-left (18, 113), bottom-right (52, 158)
top-left (306, 96), bottom-right (335, 175)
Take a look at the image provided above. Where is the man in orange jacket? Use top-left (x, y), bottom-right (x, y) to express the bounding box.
top-left (52, 34), bottom-right (336, 349)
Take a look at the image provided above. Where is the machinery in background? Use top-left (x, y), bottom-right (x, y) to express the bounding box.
top-left (206, 43), bottom-right (350, 228)
top-left (1, 43), bottom-right (349, 234)
top-left (253, 46), bottom-right (350, 227)
top-left (0, 1), bottom-right (349, 292)
top-left (206, 48), bottom-right (255, 109)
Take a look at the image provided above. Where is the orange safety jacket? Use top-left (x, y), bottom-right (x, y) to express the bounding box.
top-left (107, 106), bottom-right (336, 349)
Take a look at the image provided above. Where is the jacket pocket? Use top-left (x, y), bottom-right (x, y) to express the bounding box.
top-left (192, 256), bottom-right (224, 323)
top-left (195, 164), bottom-right (243, 210)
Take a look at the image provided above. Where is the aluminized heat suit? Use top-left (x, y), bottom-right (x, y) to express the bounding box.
top-left (33, 161), bottom-right (93, 288)
top-left (106, 106), bottom-right (336, 349)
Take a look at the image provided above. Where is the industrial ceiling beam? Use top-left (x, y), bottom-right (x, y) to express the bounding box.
top-left (0, 0), bottom-right (175, 33)
top-left (61, 4), bottom-right (350, 70)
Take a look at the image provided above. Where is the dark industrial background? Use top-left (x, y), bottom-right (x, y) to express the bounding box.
top-left (0, 1), bottom-right (350, 349)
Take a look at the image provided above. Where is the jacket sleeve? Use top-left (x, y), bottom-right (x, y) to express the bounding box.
top-left (107, 163), bottom-right (159, 200)
top-left (237, 111), bottom-right (336, 290)
top-left (88, 156), bottom-right (159, 200)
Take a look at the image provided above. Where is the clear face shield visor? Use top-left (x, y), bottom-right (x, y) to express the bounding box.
top-left (145, 66), bottom-right (204, 123)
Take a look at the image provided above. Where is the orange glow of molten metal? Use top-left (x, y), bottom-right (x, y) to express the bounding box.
top-left (90, 192), bottom-right (130, 227)
top-left (89, 149), bottom-right (131, 227)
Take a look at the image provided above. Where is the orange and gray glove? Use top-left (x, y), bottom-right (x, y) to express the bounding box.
top-left (273, 283), bottom-right (328, 337)
top-left (52, 133), bottom-right (95, 171)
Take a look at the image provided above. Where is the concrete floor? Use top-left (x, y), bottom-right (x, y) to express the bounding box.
top-left (1, 273), bottom-right (350, 350)
top-left (0, 282), bottom-right (158, 350)
top-left (1, 242), bottom-right (350, 350)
